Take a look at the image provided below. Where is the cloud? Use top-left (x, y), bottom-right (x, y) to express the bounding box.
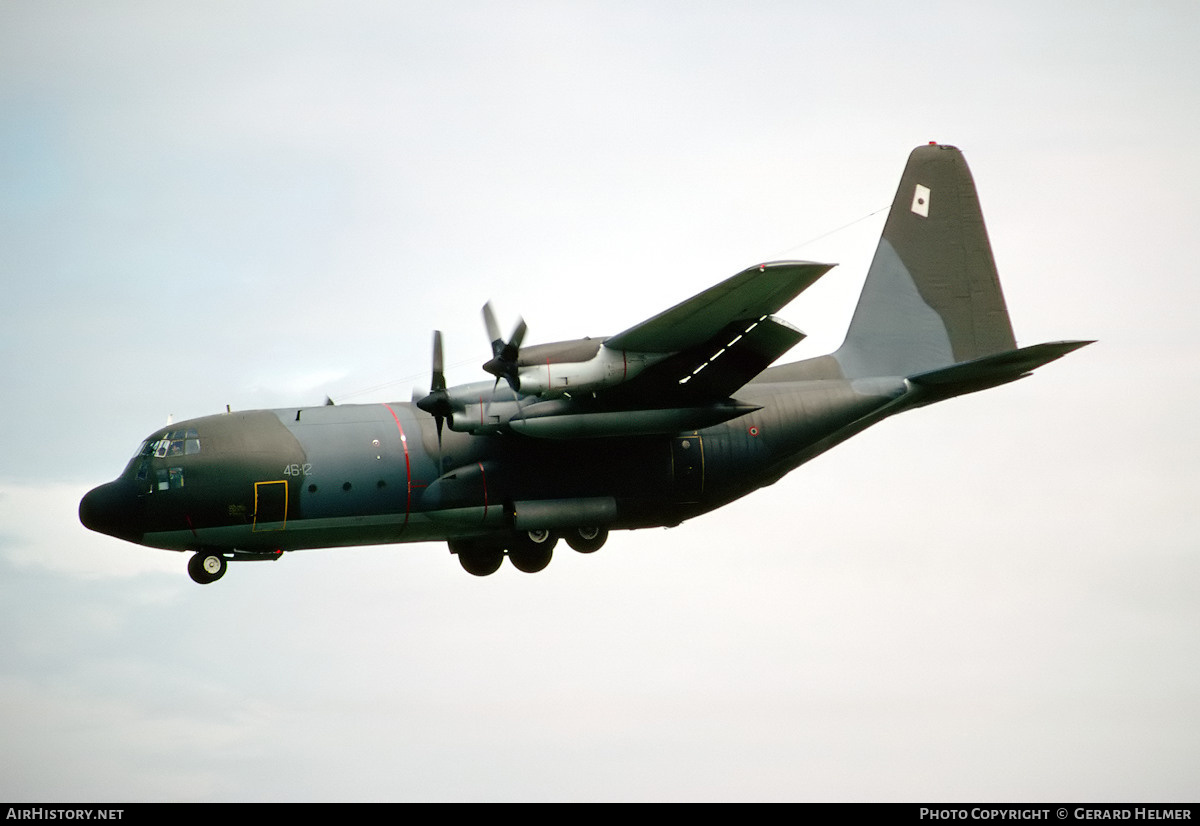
top-left (0, 482), bottom-right (179, 579)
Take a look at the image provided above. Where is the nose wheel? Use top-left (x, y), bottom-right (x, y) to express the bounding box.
top-left (187, 550), bottom-right (228, 584)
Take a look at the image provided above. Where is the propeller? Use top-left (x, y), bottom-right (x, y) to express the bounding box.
top-left (481, 301), bottom-right (526, 393)
top-left (415, 330), bottom-right (451, 467)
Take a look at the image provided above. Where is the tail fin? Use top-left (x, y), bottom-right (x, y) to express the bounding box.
top-left (834, 143), bottom-right (1017, 379)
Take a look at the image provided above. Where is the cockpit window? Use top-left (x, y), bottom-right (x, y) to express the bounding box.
top-left (128, 428), bottom-right (200, 494)
top-left (137, 428), bottom-right (201, 459)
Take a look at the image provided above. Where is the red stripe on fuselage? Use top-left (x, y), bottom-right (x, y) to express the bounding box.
top-left (478, 461), bottom-right (489, 519)
top-left (381, 403), bottom-right (411, 525)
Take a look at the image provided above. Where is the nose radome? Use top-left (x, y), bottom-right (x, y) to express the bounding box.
top-left (79, 481), bottom-right (144, 543)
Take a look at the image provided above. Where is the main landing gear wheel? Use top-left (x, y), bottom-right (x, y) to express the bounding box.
top-left (564, 526), bottom-right (608, 554)
top-left (188, 550), bottom-right (227, 585)
top-left (450, 540), bottom-right (505, 577)
top-left (507, 530), bottom-right (556, 573)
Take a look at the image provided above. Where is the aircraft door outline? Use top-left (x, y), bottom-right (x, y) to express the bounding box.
top-left (253, 480), bottom-right (289, 532)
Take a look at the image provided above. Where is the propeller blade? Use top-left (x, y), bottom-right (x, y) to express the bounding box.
top-left (505, 317), bottom-right (527, 358)
top-left (414, 330), bottom-right (451, 475)
top-left (430, 330), bottom-right (446, 392)
top-left (480, 305), bottom-right (526, 393)
top-left (482, 302), bottom-right (503, 356)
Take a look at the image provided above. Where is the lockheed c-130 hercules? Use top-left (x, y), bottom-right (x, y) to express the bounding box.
top-left (80, 144), bottom-right (1091, 584)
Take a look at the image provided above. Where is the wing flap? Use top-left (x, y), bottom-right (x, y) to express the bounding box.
top-left (605, 261), bottom-right (833, 353)
top-left (601, 315), bottom-right (806, 405)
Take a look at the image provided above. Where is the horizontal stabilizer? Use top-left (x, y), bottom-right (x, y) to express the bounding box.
top-left (908, 340), bottom-right (1094, 400)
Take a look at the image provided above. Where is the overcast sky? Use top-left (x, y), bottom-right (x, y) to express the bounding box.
top-left (2, 0), bottom-right (1198, 802)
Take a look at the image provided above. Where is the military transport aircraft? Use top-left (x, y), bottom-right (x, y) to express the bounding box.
top-left (80, 144), bottom-right (1091, 584)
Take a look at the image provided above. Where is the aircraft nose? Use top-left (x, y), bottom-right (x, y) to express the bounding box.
top-left (79, 480), bottom-right (144, 543)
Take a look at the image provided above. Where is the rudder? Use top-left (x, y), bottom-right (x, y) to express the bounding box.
top-left (834, 143), bottom-right (1016, 379)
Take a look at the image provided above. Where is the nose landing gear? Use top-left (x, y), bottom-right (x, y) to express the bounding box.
top-left (187, 550), bottom-right (227, 585)
top-left (185, 548), bottom-right (282, 584)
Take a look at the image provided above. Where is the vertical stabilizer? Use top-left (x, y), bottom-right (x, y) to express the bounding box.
top-left (834, 144), bottom-right (1016, 379)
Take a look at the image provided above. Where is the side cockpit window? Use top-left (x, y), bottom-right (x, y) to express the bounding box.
top-left (130, 428), bottom-right (200, 494)
top-left (156, 468), bottom-right (186, 491)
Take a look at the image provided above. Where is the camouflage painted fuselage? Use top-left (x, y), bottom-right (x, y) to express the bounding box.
top-left (81, 373), bottom-right (910, 555)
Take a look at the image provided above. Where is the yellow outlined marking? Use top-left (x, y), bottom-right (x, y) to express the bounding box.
top-left (253, 480), bottom-right (288, 532)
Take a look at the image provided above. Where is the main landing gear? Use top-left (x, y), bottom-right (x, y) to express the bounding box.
top-left (450, 527), bottom-right (609, 576)
top-left (563, 526), bottom-right (607, 554)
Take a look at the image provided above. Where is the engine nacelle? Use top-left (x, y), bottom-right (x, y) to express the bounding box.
top-left (515, 346), bottom-right (663, 398)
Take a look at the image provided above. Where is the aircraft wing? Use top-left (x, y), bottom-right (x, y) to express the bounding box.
top-left (605, 261), bottom-right (833, 353)
top-left (500, 313), bottom-right (808, 438)
top-left (434, 260), bottom-right (833, 439)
